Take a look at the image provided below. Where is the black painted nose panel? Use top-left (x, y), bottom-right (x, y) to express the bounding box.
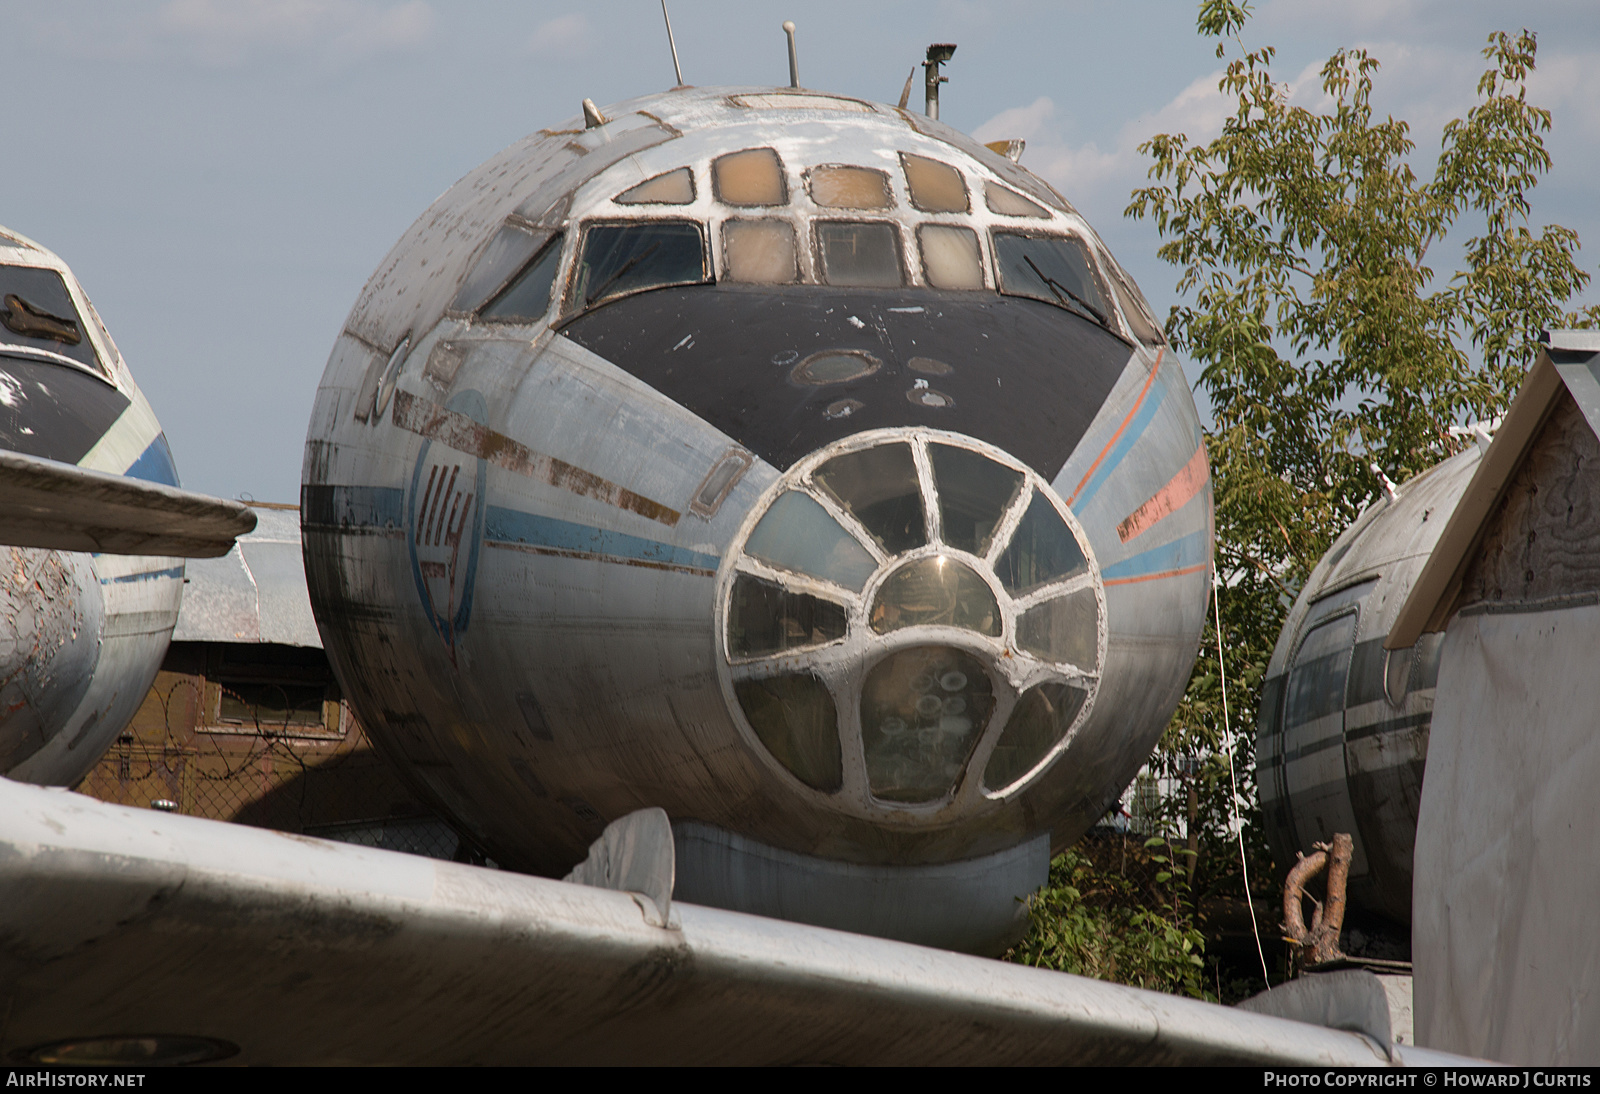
top-left (558, 284), bottom-right (1132, 480)
top-left (0, 353), bottom-right (130, 466)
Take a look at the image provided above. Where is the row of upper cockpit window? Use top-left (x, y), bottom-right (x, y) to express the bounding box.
top-left (450, 147), bottom-right (1165, 345)
top-left (616, 149), bottom-right (1043, 219)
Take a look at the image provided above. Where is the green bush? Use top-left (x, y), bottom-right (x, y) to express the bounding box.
top-left (1006, 846), bottom-right (1210, 1000)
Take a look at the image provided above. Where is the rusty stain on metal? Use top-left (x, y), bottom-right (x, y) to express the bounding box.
top-left (391, 389), bottom-right (681, 526)
top-left (1283, 831), bottom-right (1353, 968)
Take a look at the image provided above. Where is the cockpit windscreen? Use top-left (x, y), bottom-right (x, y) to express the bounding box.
top-left (0, 266), bottom-right (103, 375)
top-left (573, 221), bottom-right (708, 309)
top-left (993, 233), bottom-right (1110, 325)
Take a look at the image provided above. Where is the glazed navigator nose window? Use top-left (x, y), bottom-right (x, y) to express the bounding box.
top-left (719, 432), bottom-right (1106, 806)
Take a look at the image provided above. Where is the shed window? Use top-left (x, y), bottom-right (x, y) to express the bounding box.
top-left (918, 225), bottom-right (984, 290)
top-left (203, 645), bottom-right (343, 740)
top-left (815, 222), bottom-right (903, 288)
top-left (713, 148), bottom-right (788, 206)
top-left (808, 166), bottom-right (893, 210)
top-left (723, 219), bottom-right (798, 284)
top-left (902, 154), bottom-right (968, 213)
top-left (572, 221), bottom-right (707, 309)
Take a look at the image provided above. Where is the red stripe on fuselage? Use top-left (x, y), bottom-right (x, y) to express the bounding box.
top-left (1116, 443), bottom-right (1209, 544)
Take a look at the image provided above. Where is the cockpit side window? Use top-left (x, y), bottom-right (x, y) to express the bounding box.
top-left (571, 221), bottom-right (708, 310)
top-left (815, 222), bottom-right (904, 288)
top-left (0, 265), bottom-right (105, 376)
top-left (993, 233), bottom-right (1111, 326)
top-left (480, 232), bottom-right (565, 322)
top-left (1105, 260), bottom-right (1166, 346)
top-left (453, 223), bottom-right (554, 315)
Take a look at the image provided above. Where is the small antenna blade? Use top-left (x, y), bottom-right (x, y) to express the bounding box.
top-left (661, 1), bottom-right (685, 87)
top-left (897, 67), bottom-right (915, 109)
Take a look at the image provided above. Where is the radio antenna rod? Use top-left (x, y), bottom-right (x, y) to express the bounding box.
top-left (661, 1), bottom-right (685, 87)
top-left (783, 21), bottom-right (799, 88)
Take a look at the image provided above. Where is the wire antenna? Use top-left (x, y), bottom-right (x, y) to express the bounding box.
top-left (1214, 566), bottom-right (1272, 990)
top-left (661, 1), bottom-right (684, 87)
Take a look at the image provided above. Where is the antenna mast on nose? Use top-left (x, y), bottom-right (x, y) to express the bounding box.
top-left (661, 1), bottom-right (685, 87)
top-left (923, 43), bottom-right (956, 119)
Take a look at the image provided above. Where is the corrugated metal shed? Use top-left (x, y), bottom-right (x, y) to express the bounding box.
top-left (172, 503), bottom-right (320, 647)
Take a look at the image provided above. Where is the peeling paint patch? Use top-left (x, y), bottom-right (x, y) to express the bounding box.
top-left (391, 390), bottom-right (680, 526)
top-left (1116, 444), bottom-right (1209, 544)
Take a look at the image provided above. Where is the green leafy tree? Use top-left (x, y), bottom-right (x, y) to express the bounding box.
top-left (1011, 2), bottom-right (1598, 997)
top-left (1126, 1), bottom-right (1599, 892)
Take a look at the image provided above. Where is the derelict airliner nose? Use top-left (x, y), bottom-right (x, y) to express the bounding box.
top-left (715, 427), bottom-right (1104, 812)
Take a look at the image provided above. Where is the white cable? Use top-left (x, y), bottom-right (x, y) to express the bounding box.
top-left (1214, 566), bottom-right (1272, 990)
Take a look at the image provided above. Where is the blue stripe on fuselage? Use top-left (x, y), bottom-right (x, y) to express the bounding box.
top-left (100, 565), bottom-right (185, 585)
top-left (301, 484), bottom-right (407, 530)
top-left (1099, 529), bottom-right (1209, 581)
top-left (125, 433), bottom-right (180, 487)
top-left (484, 506), bottom-right (719, 573)
top-left (302, 484), bottom-right (718, 574)
top-left (1070, 380), bottom-right (1168, 511)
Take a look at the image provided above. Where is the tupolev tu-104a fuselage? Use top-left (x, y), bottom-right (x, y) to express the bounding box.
top-left (302, 86), bottom-right (1211, 953)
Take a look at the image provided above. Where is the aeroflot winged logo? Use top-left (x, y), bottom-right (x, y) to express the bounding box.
top-left (406, 389), bottom-right (488, 658)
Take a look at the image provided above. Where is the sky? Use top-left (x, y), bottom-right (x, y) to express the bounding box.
top-left (4, 0), bottom-right (1598, 502)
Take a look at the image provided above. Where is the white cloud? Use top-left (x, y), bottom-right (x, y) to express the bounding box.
top-left (972, 70), bottom-right (1235, 220)
top-left (526, 14), bottom-right (591, 59)
top-left (157, 0), bottom-right (433, 66)
top-left (1530, 50), bottom-right (1600, 142)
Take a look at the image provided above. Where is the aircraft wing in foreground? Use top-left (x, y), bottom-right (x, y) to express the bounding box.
top-left (0, 780), bottom-right (1474, 1067)
top-left (0, 448), bottom-right (256, 558)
